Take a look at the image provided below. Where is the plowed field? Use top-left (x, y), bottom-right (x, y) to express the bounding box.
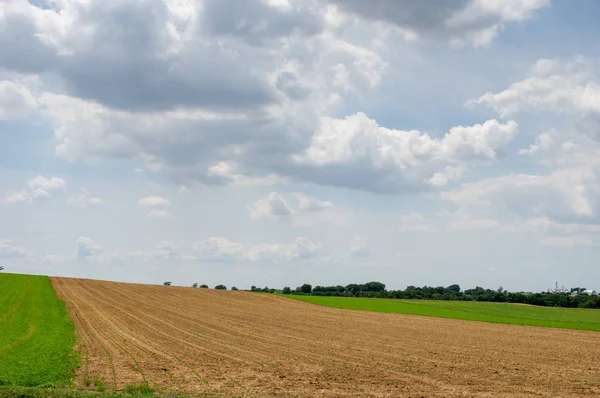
top-left (52, 277), bottom-right (600, 397)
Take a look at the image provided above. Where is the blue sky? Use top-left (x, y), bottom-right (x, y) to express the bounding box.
top-left (1, 0), bottom-right (599, 292)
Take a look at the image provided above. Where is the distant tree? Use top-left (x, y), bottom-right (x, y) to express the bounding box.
top-left (192, 283), bottom-right (198, 288)
top-left (447, 284), bottom-right (461, 294)
top-left (300, 284), bottom-right (312, 294)
top-left (363, 281), bottom-right (386, 292)
top-left (200, 284), bottom-right (208, 288)
top-left (282, 286), bottom-right (292, 294)
top-left (0, 265), bottom-right (4, 271)
top-left (251, 286), bottom-right (257, 292)
top-left (231, 286), bottom-right (239, 291)
top-left (497, 286), bottom-right (504, 294)
top-left (163, 281), bottom-right (172, 286)
top-left (215, 284), bottom-right (227, 290)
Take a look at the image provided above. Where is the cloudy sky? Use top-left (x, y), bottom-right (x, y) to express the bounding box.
top-left (1, 0), bottom-right (599, 292)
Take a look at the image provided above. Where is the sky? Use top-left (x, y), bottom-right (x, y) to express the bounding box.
top-left (1, 0), bottom-right (599, 292)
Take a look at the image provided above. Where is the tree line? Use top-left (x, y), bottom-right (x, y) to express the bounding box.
top-left (249, 282), bottom-right (600, 309)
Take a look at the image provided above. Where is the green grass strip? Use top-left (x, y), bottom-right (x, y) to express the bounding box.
top-left (288, 295), bottom-right (600, 331)
top-left (0, 386), bottom-right (234, 398)
top-left (0, 273), bottom-right (79, 387)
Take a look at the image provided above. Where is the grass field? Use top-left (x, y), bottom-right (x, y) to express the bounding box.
top-left (288, 295), bottom-right (600, 331)
top-left (0, 273), bottom-right (79, 387)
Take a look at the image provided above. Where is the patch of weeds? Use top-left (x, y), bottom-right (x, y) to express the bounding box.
top-left (124, 383), bottom-right (154, 395)
top-left (92, 378), bottom-right (106, 393)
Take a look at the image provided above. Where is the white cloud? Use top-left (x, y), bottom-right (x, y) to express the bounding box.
top-left (441, 170), bottom-right (599, 222)
top-left (76, 236), bottom-right (103, 259)
top-left (2, 176), bottom-right (66, 204)
top-left (1, 190), bottom-right (29, 204)
top-left (248, 192), bottom-right (293, 219)
top-left (0, 240), bottom-right (28, 259)
top-left (68, 189), bottom-right (104, 208)
top-left (248, 192), bottom-right (342, 226)
top-left (138, 195), bottom-right (172, 208)
top-left (193, 236), bottom-right (321, 262)
top-left (349, 237), bottom-right (369, 256)
top-left (193, 237), bottom-right (246, 262)
top-left (294, 113), bottom-right (517, 192)
top-left (0, 79), bottom-right (38, 120)
top-left (28, 175), bottom-right (65, 191)
top-left (469, 58), bottom-right (600, 119)
top-left (519, 130), bottom-right (560, 155)
top-left (296, 194), bottom-right (334, 211)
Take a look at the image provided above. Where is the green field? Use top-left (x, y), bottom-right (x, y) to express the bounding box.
top-left (0, 273), bottom-right (79, 387)
top-left (289, 295), bottom-right (600, 331)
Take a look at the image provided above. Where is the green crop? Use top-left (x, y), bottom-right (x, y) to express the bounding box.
top-left (0, 273), bottom-right (79, 387)
top-left (289, 295), bottom-right (600, 331)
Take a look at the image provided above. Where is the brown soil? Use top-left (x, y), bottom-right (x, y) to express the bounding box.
top-left (51, 277), bottom-right (600, 397)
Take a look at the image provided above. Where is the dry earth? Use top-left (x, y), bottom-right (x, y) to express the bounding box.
top-left (52, 277), bottom-right (600, 397)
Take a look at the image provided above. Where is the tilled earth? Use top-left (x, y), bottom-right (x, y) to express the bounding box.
top-left (52, 277), bottom-right (600, 397)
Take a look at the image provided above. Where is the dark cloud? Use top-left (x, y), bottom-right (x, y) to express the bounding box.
top-left (332, 0), bottom-right (469, 31)
top-left (0, 9), bottom-right (56, 73)
top-left (1, 0), bottom-right (279, 112)
top-left (201, 0), bottom-right (324, 45)
top-left (330, 0), bottom-right (548, 44)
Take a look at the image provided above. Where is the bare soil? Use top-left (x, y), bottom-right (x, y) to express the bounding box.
top-left (52, 277), bottom-right (600, 397)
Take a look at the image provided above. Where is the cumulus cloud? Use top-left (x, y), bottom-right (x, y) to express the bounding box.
top-left (193, 236), bottom-right (321, 262)
top-left (248, 192), bottom-right (341, 226)
top-left (137, 195), bottom-right (172, 218)
top-left (28, 175), bottom-right (65, 191)
top-left (68, 189), bottom-right (104, 208)
top-left (448, 59), bottom-right (600, 228)
top-left (0, 239), bottom-right (28, 259)
top-left (248, 192), bottom-right (293, 219)
top-left (519, 130), bottom-right (560, 155)
top-left (193, 238), bottom-right (245, 263)
top-left (0, 0), bottom-right (545, 198)
top-left (76, 236), bottom-right (103, 259)
top-left (296, 194), bottom-right (334, 211)
top-left (0, 0), bottom-right (383, 193)
top-left (469, 58), bottom-right (600, 120)
top-left (441, 171), bottom-right (599, 222)
top-left (329, 0), bottom-right (549, 46)
top-left (2, 176), bottom-right (66, 204)
top-left (293, 113), bottom-right (517, 192)
top-left (1, 190), bottom-right (29, 205)
top-left (138, 195), bottom-right (172, 208)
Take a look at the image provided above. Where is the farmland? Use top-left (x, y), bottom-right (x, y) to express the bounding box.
top-left (290, 295), bottom-right (600, 331)
top-left (0, 273), bottom-right (78, 387)
top-left (52, 277), bottom-right (600, 397)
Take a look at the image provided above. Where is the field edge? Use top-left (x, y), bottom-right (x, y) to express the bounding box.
top-left (284, 294), bottom-right (600, 332)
